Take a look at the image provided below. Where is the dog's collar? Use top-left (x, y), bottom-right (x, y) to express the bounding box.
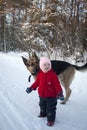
top-left (28, 73), bottom-right (37, 82)
top-left (28, 75), bottom-right (32, 82)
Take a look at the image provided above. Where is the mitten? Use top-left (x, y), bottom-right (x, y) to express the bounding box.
top-left (26, 87), bottom-right (32, 94)
top-left (57, 92), bottom-right (64, 101)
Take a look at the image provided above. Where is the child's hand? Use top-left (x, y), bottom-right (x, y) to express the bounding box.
top-left (26, 87), bottom-right (32, 94)
top-left (57, 92), bottom-right (64, 101)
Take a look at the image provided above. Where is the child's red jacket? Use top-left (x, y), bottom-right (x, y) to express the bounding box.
top-left (30, 69), bottom-right (63, 98)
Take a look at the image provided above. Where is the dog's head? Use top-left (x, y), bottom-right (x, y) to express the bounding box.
top-left (22, 52), bottom-right (40, 77)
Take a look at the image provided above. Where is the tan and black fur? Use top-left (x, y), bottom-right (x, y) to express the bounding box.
top-left (22, 52), bottom-right (87, 104)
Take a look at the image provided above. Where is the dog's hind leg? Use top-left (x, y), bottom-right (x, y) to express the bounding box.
top-left (61, 87), bottom-right (71, 104)
top-left (59, 66), bottom-right (75, 104)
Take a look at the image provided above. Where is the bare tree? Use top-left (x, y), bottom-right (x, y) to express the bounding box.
top-left (0, 0), bottom-right (86, 62)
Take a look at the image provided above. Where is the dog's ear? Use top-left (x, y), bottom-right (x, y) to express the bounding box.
top-left (32, 51), bottom-right (37, 57)
top-left (22, 56), bottom-right (28, 65)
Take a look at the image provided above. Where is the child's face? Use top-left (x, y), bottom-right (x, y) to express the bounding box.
top-left (42, 62), bottom-right (51, 73)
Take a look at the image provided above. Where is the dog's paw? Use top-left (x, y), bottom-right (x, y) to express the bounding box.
top-left (60, 101), bottom-right (66, 104)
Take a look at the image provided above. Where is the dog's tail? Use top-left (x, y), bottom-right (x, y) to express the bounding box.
top-left (72, 63), bottom-right (87, 72)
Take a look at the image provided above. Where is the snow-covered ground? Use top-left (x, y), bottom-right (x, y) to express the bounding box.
top-left (0, 52), bottom-right (87, 130)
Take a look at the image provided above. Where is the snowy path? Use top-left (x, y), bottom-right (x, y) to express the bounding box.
top-left (0, 52), bottom-right (87, 130)
top-left (0, 91), bottom-right (29, 130)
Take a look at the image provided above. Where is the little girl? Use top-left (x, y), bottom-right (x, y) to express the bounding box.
top-left (26, 57), bottom-right (64, 126)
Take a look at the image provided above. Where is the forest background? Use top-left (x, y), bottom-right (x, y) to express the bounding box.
top-left (0, 0), bottom-right (87, 63)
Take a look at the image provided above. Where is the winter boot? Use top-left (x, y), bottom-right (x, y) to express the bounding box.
top-left (47, 121), bottom-right (54, 126)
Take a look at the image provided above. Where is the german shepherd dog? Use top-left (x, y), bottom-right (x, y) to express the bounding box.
top-left (22, 52), bottom-right (87, 104)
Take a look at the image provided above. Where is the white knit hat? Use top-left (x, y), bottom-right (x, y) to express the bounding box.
top-left (39, 57), bottom-right (51, 72)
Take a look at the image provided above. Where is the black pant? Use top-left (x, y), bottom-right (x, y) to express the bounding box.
top-left (39, 97), bottom-right (57, 122)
